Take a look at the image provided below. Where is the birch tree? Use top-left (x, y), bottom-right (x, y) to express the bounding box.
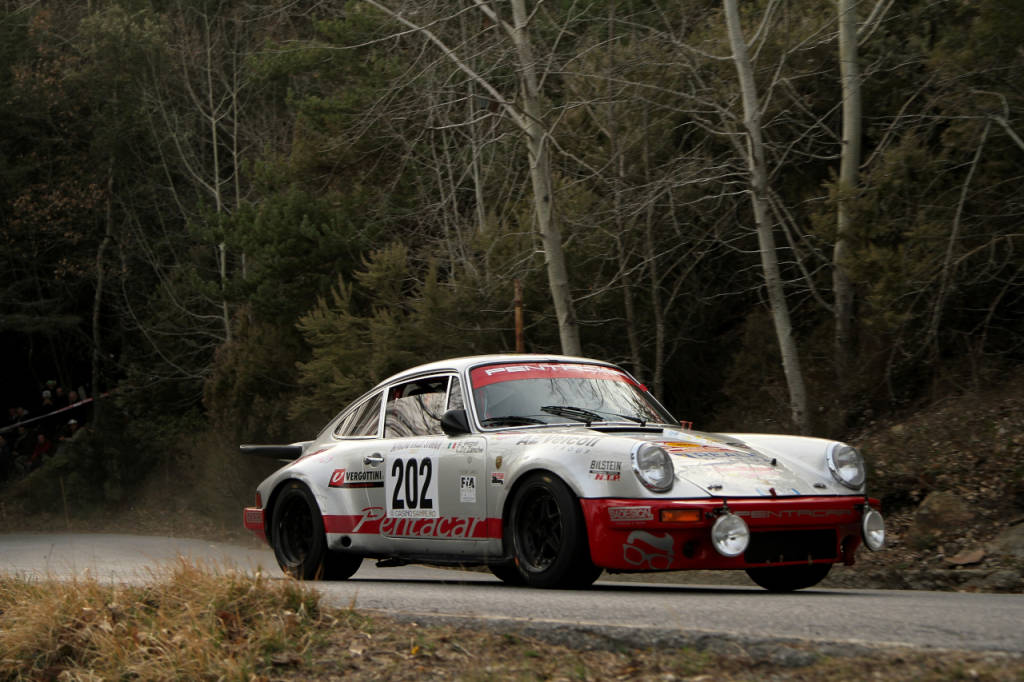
top-left (723, 0), bottom-right (809, 433)
top-left (362, 0), bottom-right (581, 355)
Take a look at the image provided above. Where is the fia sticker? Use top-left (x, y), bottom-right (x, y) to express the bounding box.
top-left (460, 475), bottom-right (477, 503)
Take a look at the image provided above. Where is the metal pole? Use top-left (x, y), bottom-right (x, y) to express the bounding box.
top-left (514, 279), bottom-right (524, 353)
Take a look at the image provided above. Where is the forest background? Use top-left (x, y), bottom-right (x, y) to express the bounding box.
top-left (0, 0), bottom-right (1021, 523)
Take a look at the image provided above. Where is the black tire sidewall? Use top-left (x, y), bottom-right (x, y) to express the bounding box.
top-left (507, 473), bottom-right (595, 588)
top-left (271, 481), bottom-right (328, 580)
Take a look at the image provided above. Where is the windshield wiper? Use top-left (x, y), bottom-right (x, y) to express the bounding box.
top-left (540, 405), bottom-right (606, 426)
top-left (541, 405), bottom-right (648, 427)
top-left (480, 415), bottom-right (546, 427)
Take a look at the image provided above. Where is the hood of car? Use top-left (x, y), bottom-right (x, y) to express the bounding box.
top-left (502, 424), bottom-right (834, 498)
top-left (648, 429), bottom-right (819, 497)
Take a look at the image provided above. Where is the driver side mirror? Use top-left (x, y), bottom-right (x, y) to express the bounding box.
top-left (440, 408), bottom-right (471, 437)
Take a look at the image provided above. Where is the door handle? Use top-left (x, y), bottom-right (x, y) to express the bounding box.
top-left (363, 452), bottom-right (384, 466)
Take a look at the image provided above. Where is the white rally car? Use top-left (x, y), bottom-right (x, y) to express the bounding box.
top-left (243, 354), bottom-right (884, 590)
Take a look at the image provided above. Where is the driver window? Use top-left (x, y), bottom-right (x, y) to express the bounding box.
top-left (384, 376), bottom-right (450, 438)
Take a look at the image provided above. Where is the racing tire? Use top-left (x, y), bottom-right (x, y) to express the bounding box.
top-left (506, 473), bottom-right (603, 589)
top-left (745, 563), bottom-right (832, 592)
top-left (487, 559), bottom-right (526, 586)
top-left (271, 481), bottom-right (362, 581)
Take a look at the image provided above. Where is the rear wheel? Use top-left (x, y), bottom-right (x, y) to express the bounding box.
top-left (745, 563), bottom-right (831, 592)
top-left (271, 481), bottom-right (362, 580)
top-left (506, 473), bottom-right (602, 589)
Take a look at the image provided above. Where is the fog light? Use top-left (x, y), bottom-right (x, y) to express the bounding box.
top-left (711, 513), bottom-right (749, 557)
top-left (862, 508), bottom-right (885, 551)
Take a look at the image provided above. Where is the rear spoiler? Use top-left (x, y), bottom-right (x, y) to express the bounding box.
top-left (239, 443), bottom-right (308, 460)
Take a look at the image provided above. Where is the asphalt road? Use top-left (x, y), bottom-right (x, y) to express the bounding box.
top-left (2, 533), bottom-right (1022, 654)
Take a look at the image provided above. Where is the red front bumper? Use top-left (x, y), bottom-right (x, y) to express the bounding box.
top-left (581, 496), bottom-right (878, 571)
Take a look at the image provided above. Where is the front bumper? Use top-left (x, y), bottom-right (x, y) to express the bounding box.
top-left (581, 496), bottom-right (879, 571)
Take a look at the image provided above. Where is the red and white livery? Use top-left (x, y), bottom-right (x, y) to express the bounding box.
top-left (243, 355), bottom-right (884, 590)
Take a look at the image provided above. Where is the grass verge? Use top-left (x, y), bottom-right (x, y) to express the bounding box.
top-left (1, 563), bottom-right (1022, 681)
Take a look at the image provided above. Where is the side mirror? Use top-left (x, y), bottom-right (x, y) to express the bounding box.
top-left (440, 408), bottom-right (472, 437)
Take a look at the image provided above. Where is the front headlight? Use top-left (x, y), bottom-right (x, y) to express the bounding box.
top-left (826, 443), bottom-right (866, 490)
top-left (631, 443), bottom-right (674, 492)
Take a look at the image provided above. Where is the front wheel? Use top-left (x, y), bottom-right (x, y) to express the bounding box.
top-left (271, 481), bottom-right (362, 580)
top-left (506, 473), bottom-right (602, 589)
top-left (745, 563), bottom-right (831, 592)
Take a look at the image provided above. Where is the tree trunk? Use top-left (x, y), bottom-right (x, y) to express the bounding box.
top-left (509, 0), bottom-right (581, 356)
top-left (834, 0), bottom-right (860, 396)
top-left (362, 0), bottom-right (582, 356)
top-left (723, 0), bottom-right (810, 433)
top-left (92, 163), bottom-right (114, 420)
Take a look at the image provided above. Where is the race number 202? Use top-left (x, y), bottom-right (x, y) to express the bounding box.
top-left (387, 456), bottom-right (439, 518)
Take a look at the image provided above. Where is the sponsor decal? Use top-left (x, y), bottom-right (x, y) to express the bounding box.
top-left (490, 471), bottom-right (505, 486)
top-left (608, 506), bottom-right (653, 523)
top-left (471, 363), bottom-right (638, 389)
top-left (590, 459), bottom-right (622, 480)
top-left (329, 468), bottom-right (384, 488)
top-left (515, 435), bottom-right (601, 448)
top-left (386, 455), bottom-right (440, 518)
top-left (347, 506), bottom-right (484, 538)
top-left (460, 474), bottom-right (477, 503)
top-left (623, 530), bottom-right (674, 569)
top-left (660, 441), bottom-right (760, 460)
top-left (735, 508), bottom-right (853, 520)
top-left (447, 439), bottom-right (485, 455)
top-left (391, 439), bottom-right (443, 452)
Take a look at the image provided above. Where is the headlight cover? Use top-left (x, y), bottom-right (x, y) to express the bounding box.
top-left (711, 513), bottom-right (750, 557)
top-left (631, 443), bottom-right (674, 493)
top-left (826, 443), bottom-right (866, 490)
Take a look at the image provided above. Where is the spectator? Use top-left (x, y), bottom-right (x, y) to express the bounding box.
top-left (55, 386), bottom-right (68, 409)
top-left (29, 432), bottom-right (53, 471)
top-left (60, 419), bottom-right (83, 442)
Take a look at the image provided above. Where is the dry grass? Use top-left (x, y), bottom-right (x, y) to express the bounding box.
top-left (1, 563), bottom-right (1023, 681)
top-left (0, 561), bottom-right (337, 681)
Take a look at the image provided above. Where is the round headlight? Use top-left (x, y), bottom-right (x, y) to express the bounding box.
top-left (631, 443), bottom-right (674, 493)
top-left (826, 443), bottom-right (866, 490)
top-left (862, 508), bottom-right (885, 551)
top-left (711, 513), bottom-right (749, 557)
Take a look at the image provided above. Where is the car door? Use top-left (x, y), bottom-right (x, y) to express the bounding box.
top-left (367, 373), bottom-right (489, 555)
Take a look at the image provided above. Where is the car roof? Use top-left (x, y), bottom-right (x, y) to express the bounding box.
top-left (370, 354), bottom-right (622, 389)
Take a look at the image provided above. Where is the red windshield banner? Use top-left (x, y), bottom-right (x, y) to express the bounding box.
top-left (470, 363), bottom-right (638, 389)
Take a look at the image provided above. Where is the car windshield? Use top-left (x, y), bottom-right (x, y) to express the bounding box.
top-left (469, 362), bottom-right (676, 428)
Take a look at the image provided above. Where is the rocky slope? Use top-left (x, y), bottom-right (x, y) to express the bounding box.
top-left (825, 367), bottom-right (1024, 592)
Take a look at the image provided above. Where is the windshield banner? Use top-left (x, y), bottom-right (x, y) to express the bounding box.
top-left (470, 363), bottom-right (638, 389)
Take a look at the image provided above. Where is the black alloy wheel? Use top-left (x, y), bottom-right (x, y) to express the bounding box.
top-left (271, 481), bottom-right (361, 580)
top-left (506, 473), bottom-right (602, 588)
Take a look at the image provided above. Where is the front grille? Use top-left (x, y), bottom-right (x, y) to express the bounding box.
top-left (744, 529), bottom-right (837, 564)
